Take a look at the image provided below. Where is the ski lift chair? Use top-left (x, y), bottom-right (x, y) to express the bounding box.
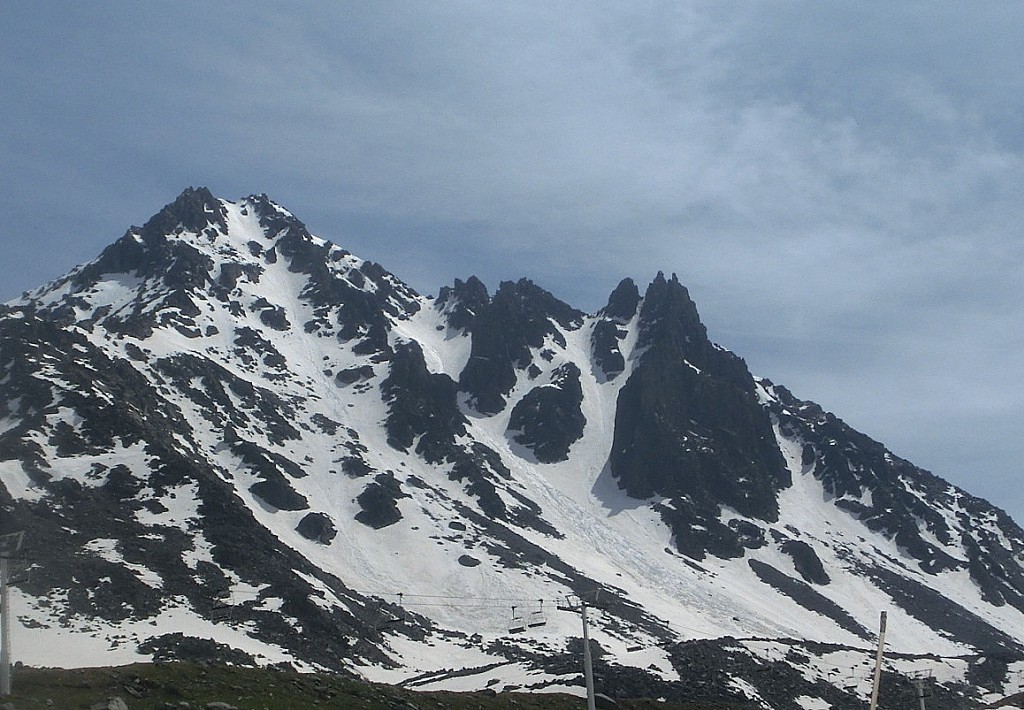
top-left (527, 600), bottom-right (547, 628)
top-left (508, 606), bottom-right (526, 634)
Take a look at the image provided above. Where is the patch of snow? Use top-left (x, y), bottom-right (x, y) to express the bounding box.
top-left (0, 460), bottom-right (44, 502)
top-left (83, 538), bottom-right (163, 589)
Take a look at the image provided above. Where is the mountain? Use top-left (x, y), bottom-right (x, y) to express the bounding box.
top-left (2, 187), bottom-right (1024, 709)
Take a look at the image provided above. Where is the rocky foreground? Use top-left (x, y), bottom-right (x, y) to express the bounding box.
top-left (0, 662), bottom-right (734, 710)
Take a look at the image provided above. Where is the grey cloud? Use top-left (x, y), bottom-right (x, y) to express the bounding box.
top-left (1, 1), bottom-right (1022, 518)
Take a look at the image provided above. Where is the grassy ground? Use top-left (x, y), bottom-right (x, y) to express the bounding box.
top-left (2, 662), bottom-right (737, 709)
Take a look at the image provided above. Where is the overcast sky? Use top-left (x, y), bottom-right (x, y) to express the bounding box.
top-left (3, 3), bottom-right (1022, 521)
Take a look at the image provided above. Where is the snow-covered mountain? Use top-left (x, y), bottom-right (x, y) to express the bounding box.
top-left (2, 187), bottom-right (1023, 708)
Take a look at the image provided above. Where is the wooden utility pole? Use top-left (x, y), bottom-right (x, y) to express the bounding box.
top-left (868, 611), bottom-right (887, 710)
top-left (580, 600), bottom-right (595, 710)
top-left (558, 594), bottom-right (597, 710)
top-left (0, 531), bottom-right (25, 697)
top-left (911, 673), bottom-right (931, 710)
top-left (0, 556), bottom-right (9, 696)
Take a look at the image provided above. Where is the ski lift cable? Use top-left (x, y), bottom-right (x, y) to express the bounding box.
top-left (353, 586), bottom-right (607, 604)
top-left (369, 591), bottom-right (565, 603)
top-left (302, 587), bottom-right (936, 668)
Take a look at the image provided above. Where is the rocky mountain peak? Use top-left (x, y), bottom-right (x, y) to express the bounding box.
top-left (139, 186), bottom-right (227, 243)
top-left (637, 271), bottom-right (706, 352)
top-left (458, 278), bottom-right (583, 414)
top-left (492, 278), bottom-right (584, 330)
top-left (4, 189), bottom-right (1024, 708)
top-left (600, 277), bottom-right (641, 321)
top-left (611, 273), bottom-right (789, 558)
top-left (435, 275), bottom-right (489, 331)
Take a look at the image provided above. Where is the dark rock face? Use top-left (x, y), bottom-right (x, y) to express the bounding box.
top-left (74, 187), bottom-right (224, 295)
top-left (657, 500), bottom-right (746, 561)
top-left (355, 473), bottom-right (408, 529)
top-left (766, 382), bottom-right (1024, 605)
top-left (381, 341), bottom-right (466, 464)
top-left (61, 190), bottom-right (233, 339)
top-left (729, 519), bottom-right (768, 549)
top-left (968, 654), bottom-right (1018, 694)
top-left (0, 316), bottom-right (192, 481)
top-left (458, 279), bottom-right (583, 414)
top-left (610, 272), bottom-right (789, 559)
top-left (748, 560), bottom-right (869, 639)
top-left (600, 277), bottom-right (640, 321)
top-left (249, 476), bottom-right (309, 511)
top-left (296, 512), bottom-right (337, 543)
top-left (154, 353), bottom-right (302, 447)
top-left (245, 193), bottom-right (420, 357)
top-left (591, 320), bottom-right (627, 380)
top-left (232, 326), bottom-right (288, 371)
top-left (138, 633), bottom-right (256, 666)
top-left (436, 276), bottom-right (489, 331)
top-left (770, 385), bottom-right (960, 553)
top-left (781, 540), bottom-right (830, 585)
top-left (589, 276), bottom-right (641, 383)
top-left (860, 562), bottom-right (1020, 652)
top-left (379, 341), bottom-right (558, 535)
top-left (0, 314), bottom-right (390, 673)
top-left (507, 362), bottom-right (586, 462)
top-left (335, 365), bottom-right (375, 386)
top-left (447, 443), bottom-right (512, 523)
top-left (257, 303), bottom-right (289, 331)
top-left (964, 526), bottom-right (1024, 611)
top-left (140, 186), bottom-right (228, 240)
